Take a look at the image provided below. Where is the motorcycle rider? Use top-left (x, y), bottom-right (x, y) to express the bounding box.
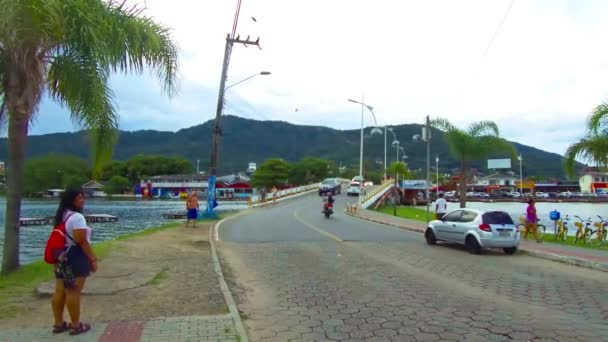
top-left (323, 193), bottom-right (335, 212)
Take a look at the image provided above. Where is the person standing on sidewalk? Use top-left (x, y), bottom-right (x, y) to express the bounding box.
top-left (51, 190), bottom-right (96, 336)
top-left (435, 193), bottom-right (447, 220)
top-left (524, 197), bottom-right (542, 243)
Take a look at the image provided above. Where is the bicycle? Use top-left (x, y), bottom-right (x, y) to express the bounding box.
top-left (518, 214), bottom-right (546, 239)
top-left (589, 216), bottom-right (608, 247)
top-left (554, 215), bottom-right (569, 242)
top-left (573, 216), bottom-right (592, 245)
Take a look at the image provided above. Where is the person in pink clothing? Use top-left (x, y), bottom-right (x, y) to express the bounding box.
top-left (524, 197), bottom-right (542, 242)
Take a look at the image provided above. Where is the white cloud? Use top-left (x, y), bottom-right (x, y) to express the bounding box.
top-left (32, 0), bottom-right (608, 156)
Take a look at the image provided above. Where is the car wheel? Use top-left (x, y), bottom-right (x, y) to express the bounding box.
top-left (425, 229), bottom-right (437, 245)
top-left (466, 236), bottom-right (481, 254)
top-left (503, 247), bottom-right (517, 255)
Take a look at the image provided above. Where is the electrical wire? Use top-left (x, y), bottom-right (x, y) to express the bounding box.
top-left (483, 0), bottom-right (515, 57)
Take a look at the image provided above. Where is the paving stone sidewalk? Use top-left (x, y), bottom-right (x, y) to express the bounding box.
top-left (351, 208), bottom-right (608, 272)
top-left (0, 315), bottom-right (240, 342)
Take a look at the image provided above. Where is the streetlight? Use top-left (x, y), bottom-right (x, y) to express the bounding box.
top-left (436, 155), bottom-right (439, 190)
top-left (347, 97), bottom-right (379, 179)
top-left (205, 69), bottom-right (271, 219)
top-left (225, 71), bottom-right (271, 90)
top-left (412, 116), bottom-right (432, 223)
top-left (518, 154), bottom-right (523, 195)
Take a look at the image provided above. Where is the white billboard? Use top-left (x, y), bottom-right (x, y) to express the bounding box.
top-left (487, 159), bottom-right (511, 169)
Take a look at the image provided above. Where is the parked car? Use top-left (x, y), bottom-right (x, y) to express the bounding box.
top-left (319, 178), bottom-right (341, 196)
top-left (346, 181), bottom-right (362, 196)
top-left (424, 209), bottom-right (520, 255)
top-left (535, 192), bottom-right (550, 198)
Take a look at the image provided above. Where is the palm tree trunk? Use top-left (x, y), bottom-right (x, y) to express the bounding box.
top-left (459, 160), bottom-right (466, 208)
top-left (1, 114), bottom-right (28, 274)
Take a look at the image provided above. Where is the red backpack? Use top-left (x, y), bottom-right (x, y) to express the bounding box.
top-left (43, 213), bottom-right (75, 264)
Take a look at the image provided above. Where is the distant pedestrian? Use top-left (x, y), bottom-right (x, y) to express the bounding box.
top-left (524, 197), bottom-right (542, 242)
top-left (186, 192), bottom-right (199, 228)
top-left (51, 190), bottom-right (96, 336)
top-left (435, 193), bottom-right (447, 220)
top-left (272, 186), bottom-right (278, 202)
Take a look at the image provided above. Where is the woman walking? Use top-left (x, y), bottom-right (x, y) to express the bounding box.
top-left (524, 197), bottom-right (542, 243)
top-left (51, 190), bottom-right (97, 335)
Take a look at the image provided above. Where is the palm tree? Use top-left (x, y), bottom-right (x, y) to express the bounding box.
top-left (0, 0), bottom-right (178, 273)
top-left (387, 162), bottom-right (410, 216)
top-left (565, 102), bottom-right (608, 177)
top-left (432, 119), bottom-right (515, 208)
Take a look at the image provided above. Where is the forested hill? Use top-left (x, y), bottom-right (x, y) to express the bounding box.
top-left (0, 115), bottom-right (571, 178)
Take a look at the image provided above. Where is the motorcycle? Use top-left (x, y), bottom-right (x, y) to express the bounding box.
top-left (322, 197), bottom-right (334, 218)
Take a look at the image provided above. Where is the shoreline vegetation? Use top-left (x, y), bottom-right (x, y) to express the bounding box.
top-left (0, 218), bottom-right (222, 318)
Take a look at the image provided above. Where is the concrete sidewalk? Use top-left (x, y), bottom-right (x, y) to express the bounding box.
top-left (349, 208), bottom-right (608, 272)
top-left (0, 315), bottom-right (239, 342)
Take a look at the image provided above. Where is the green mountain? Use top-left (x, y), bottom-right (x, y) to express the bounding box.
top-left (0, 115), bottom-right (571, 178)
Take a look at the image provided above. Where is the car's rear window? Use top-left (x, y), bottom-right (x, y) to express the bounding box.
top-left (482, 211), bottom-right (514, 224)
top-left (349, 183), bottom-right (360, 187)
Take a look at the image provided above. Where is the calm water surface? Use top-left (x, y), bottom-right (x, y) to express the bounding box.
top-left (0, 197), bottom-right (246, 265)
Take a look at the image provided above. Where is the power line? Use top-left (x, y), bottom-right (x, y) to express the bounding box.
top-left (483, 0), bottom-right (515, 57)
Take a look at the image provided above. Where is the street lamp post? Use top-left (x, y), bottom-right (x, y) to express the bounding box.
top-left (518, 154), bottom-right (523, 195)
top-left (204, 64), bottom-right (271, 219)
top-left (225, 71), bottom-right (272, 90)
top-left (436, 155), bottom-right (439, 190)
top-left (347, 97), bottom-right (378, 208)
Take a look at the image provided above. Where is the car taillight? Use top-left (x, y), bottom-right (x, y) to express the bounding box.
top-left (478, 223), bottom-right (492, 232)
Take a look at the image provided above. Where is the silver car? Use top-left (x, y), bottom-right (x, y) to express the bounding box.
top-left (424, 209), bottom-right (520, 255)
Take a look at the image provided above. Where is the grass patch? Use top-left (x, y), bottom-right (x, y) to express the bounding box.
top-left (0, 217), bottom-right (223, 314)
top-left (539, 233), bottom-right (608, 251)
top-left (375, 205), bottom-right (430, 222)
top-left (150, 268), bottom-right (169, 286)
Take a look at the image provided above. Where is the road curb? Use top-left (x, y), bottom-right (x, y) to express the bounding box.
top-left (345, 210), bottom-right (608, 273)
top-left (208, 220), bottom-right (249, 342)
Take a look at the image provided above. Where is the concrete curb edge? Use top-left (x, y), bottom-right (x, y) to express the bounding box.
top-left (345, 210), bottom-right (608, 273)
top-left (252, 188), bottom-right (318, 208)
top-left (209, 218), bottom-right (249, 342)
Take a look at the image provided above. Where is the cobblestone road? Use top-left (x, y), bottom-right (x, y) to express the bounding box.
top-left (219, 193), bottom-right (608, 342)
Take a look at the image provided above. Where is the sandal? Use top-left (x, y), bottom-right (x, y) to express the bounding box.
top-left (52, 322), bottom-right (70, 334)
top-left (69, 322), bottom-right (91, 336)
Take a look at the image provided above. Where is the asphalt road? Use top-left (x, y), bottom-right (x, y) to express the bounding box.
top-left (218, 191), bottom-right (608, 342)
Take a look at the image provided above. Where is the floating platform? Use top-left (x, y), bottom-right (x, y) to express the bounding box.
top-left (20, 214), bottom-right (118, 226)
top-left (85, 214), bottom-right (118, 223)
top-left (163, 212), bottom-right (187, 219)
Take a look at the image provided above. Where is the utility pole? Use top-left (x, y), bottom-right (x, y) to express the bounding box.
top-left (423, 116), bottom-right (431, 223)
top-left (204, 33), bottom-right (261, 219)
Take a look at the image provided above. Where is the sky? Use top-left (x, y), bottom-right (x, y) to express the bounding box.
top-left (30, 0), bottom-right (608, 156)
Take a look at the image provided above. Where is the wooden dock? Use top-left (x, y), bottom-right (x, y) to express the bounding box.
top-left (163, 212), bottom-right (187, 219)
top-left (19, 214), bottom-right (118, 226)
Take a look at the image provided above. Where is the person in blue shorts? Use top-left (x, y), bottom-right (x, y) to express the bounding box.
top-left (186, 192), bottom-right (199, 228)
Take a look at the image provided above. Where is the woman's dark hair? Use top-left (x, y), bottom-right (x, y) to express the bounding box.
top-left (527, 197), bottom-right (535, 205)
top-left (54, 189), bottom-right (84, 225)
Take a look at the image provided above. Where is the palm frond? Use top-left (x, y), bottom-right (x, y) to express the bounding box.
top-left (564, 135), bottom-right (608, 178)
top-left (47, 53), bottom-right (118, 178)
top-left (431, 117), bottom-right (457, 132)
top-left (468, 120), bottom-right (499, 137)
top-left (588, 102), bottom-right (608, 134)
top-left (102, 0), bottom-right (179, 96)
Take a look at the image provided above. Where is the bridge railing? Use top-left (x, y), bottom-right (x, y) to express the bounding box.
top-left (250, 183), bottom-right (320, 207)
top-left (346, 180), bottom-right (394, 214)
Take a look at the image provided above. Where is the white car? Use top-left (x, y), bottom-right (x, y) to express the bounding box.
top-left (425, 209), bottom-right (520, 255)
top-left (535, 192), bottom-right (550, 198)
top-left (364, 181), bottom-right (374, 187)
top-left (346, 182), bottom-right (362, 196)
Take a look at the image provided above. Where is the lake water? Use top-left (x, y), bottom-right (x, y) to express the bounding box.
top-left (0, 197), bottom-right (247, 265)
top-left (424, 201), bottom-right (608, 234)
